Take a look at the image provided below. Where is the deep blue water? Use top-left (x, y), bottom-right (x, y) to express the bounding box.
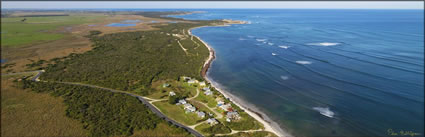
top-left (172, 9), bottom-right (424, 137)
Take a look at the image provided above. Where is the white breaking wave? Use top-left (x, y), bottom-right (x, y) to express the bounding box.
top-left (279, 45), bottom-right (290, 49)
top-left (256, 39), bottom-right (267, 42)
top-left (295, 61), bottom-right (312, 65)
top-left (313, 107), bottom-right (335, 118)
top-left (247, 35), bottom-right (255, 38)
top-left (280, 76), bottom-right (289, 80)
top-left (239, 38), bottom-right (247, 40)
top-left (268, 42), bottom-right (274, 46)
top-left (307, 42), bottom-right (341, 46)
top-left (272, 53), bottom-right (278, 56)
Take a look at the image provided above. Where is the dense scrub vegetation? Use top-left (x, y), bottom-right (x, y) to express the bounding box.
top-left (225, 112), bottom-right (263, 130)
top-left (40, 17), bottom-right (221, 92)
top-left (18, 80), bottom-right (190, 137)
top-left (201, 123), bottom-right (232, 135)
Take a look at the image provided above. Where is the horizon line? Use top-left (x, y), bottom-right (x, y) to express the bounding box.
top-left (2, 8), bottom-right (424, 10)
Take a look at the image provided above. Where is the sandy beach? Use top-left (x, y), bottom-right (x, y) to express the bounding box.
top-left (188, 25), bottom-right (293, 137)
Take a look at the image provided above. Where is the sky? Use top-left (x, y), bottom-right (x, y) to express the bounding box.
top-left (1, 1), bottom-right (424, 9)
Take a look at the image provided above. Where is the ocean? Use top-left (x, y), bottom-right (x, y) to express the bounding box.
top-left (171, 9), bottom-right (424, 137)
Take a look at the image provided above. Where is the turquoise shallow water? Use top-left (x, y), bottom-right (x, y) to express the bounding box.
top-left (172, 9), bottom-right (424, 137)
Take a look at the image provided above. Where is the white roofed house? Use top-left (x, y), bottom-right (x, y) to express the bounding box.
top-left (184, 104), bottom-right (196, 113)
top-left (199, 81), bottom-right (206, 86)
top-left (187, 79), bottom-right (197, 84)
top-left (219, 104), bottom-right (232, 112)
top-left (187, 106), bottom-right (196, 112)
top-left (204, 90), bottom-right (213, 96)
top-left (169, 91), bottom-right (176, 96)
top-left (182, 76), bottom-right (191, 81)
top-left (226, 111), bottom-right (241, 122)
top-left (184, 103), bottom-right (192, 109)
top-left (202, 87), bottom-right (210, 91)
top-left (197, 111), bottom-right (206, 118)
top-left (178, 99), bottom-right (187, 105)
top-left (217, 101), bottom-right (225, 107)
top-left (207, 118), bottom-right (218, 126)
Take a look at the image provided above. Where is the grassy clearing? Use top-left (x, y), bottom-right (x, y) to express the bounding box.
top-left (153, 101), bottom-right (203, 125)
top-left (194, 122), bottom-right (231, 135)
top-left (194, 90), bottom-right (218, 108)
top-left (1, 15), bottom-right (105, 47)
top-left (195, 123), bottom-right (211, 135)
top-left (1, 78), bottom-right (88, 137)
top-left (147, 80), bottom-right (198, 99)
top-left (224, 112), bottom-right (264, 131)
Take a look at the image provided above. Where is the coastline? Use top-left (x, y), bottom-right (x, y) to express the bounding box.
top-left (188, 24), bottom-right (293, 137)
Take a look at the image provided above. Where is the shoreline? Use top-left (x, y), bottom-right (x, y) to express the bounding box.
top-left (188, 24), bottom-right (293, 137)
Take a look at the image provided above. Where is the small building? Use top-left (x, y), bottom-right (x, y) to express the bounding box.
top-left (217, 101), bottom-right (225, 107)
top-left (169, 91), bottom-right (176, 96)
top-left (197, 111), bottom-right (205, 118)
top-left (204, 90), bottom-right (213, 96)
top-left (182, 76), bottom-right (191, 81)
top-left (184, 103), bottom-right (192, 109)
top-left (199, 81), bottom-right (206, 86)
top-left (226, 111), bottom-right (241, 122)
top-left (202, 87), bottom-right (210, 91)
top-left (184, 104), bottom-right (196, 113)
top-left (219, 104), bottom-right (231, 111)
top-left (179, 99), bottom-right (187, 105)
top-left (162, 83), bottom-right (170, 88)
top-left (207, 118), bottom-right (218, 125)
top-left (187, 79), bottom-right (197, 84)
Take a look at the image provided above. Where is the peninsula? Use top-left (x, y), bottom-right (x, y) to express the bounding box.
top-left (2, 10), bottom-right (284, 137)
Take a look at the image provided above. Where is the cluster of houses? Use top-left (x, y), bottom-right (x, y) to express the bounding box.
top-left (164, 76), bottom-right (241, 127)
top-left (217, 100), bottom-right (241, 122)
top-left (175, 99), bottom-right (208, 119)
top-left (182, 76), bottom-right (212, 96)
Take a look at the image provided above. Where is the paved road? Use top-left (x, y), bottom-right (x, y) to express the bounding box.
top-left (55, 81), bottom-right (204, 137)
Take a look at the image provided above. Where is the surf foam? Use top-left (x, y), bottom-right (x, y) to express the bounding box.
top-left (280, 76), bottom-right (289, 80)
top-left (307, 42), bottom-right (340, 46)
top-left (279, 45), bottom-right (290, 49)
top-left (256, 39), bottom-right (267, 42)
top-left (295, 61), bottom-right (312, 65)
top-left (313, 107), bottom-right (335, 118)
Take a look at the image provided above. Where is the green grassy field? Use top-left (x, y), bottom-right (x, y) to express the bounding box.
top-left (153, 101), bottom-right (204, 125)
top-left (194, 122), bottom-right (231, 135)
top-left (194, 90), bottom-right (218, 108)
top-left (1, 15), bottom-right (105, 47)
top-left (194, 123), bottom-right (211, 135)
top-left (1, 78), bottom-right (88, 137)
top-left (146, 80), bottom-right (199, 99)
